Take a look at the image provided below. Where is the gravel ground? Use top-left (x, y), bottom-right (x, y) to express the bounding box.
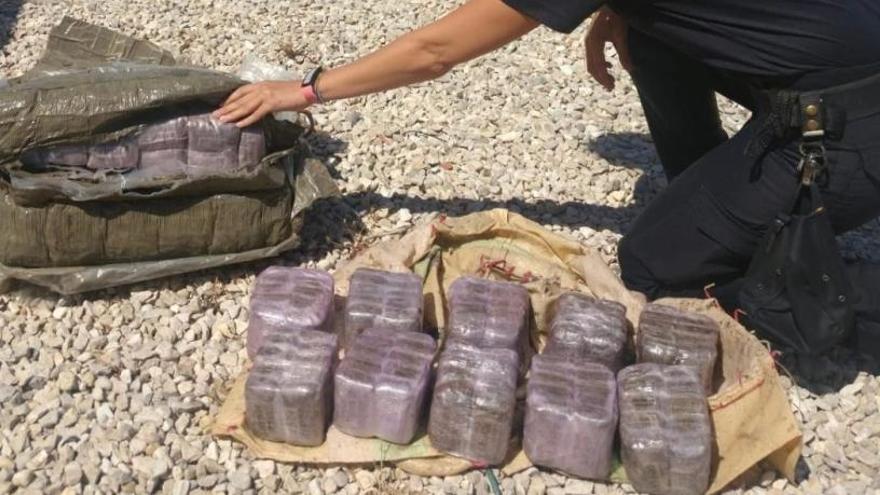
top-left (1, 1), bottom-right (879, 494)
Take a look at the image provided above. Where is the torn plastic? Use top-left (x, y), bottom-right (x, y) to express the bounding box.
top-left (0, 18), bottom-right (338, 294)
top-left (0, 18), bottom-right (316, 206)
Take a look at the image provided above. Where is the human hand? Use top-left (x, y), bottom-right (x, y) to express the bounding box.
top-left (584, 6), bottom-right (632, 91)
top-left (213, 81), bottom-right (309, 127)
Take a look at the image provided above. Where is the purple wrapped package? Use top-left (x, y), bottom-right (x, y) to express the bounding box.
top-left (524, 356), bottom-right (617, 479)
top-left (187, 114), bottom-right (241, 174)
top-left (618, 363), bottom-right (712, 495)
top-left (334, 327), bottom-right (436, 444)
top-left (447, 276), bottom-right (530, 353)
top-left (637, 304), bottom-right (720, 394)
top-left (87, 138), bottom-right (138, 170)
top-left (428, 343), bottom-right (519, 465)
top-left (239, 125), bottom-right (267, 169)
top-left (138, 116), bottom-right (188, 177)
top-left (245, 329), bottom-right (338, 446)
top-left (342, 268), bottom-right (423, 349)
top-left (21, 145), bottom-right (89, 169)
top-left (246, 267), bottom-right (335, 358)
top-left (544, 292), bottom-right (628, 372)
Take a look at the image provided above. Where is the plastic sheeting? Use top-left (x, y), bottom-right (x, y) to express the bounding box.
top-left (0, 18), bottom-right (338, 294)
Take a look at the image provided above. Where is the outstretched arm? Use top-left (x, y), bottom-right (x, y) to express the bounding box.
top-left (215, 0), bottom-right (539, 127)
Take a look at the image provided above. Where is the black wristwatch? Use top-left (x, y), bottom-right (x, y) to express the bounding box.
top-left (301, 66), bottom-right (325, 104)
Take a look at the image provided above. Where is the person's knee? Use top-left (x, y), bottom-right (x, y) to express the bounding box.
top-left (618, 232), bottom-right (662, 300)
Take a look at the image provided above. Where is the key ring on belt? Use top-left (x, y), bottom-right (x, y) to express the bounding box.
top-left (797, 142), bottom-right (826, 186)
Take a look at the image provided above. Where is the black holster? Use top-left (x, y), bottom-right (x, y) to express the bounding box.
top-left (734, 79), bottom-right (879, 355)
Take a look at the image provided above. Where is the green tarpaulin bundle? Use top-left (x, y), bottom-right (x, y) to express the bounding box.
top-left (0, 18), bottom-right (337, 294)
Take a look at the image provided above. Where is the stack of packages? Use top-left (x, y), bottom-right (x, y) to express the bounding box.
top-left (524, 291), bottom-right (719, 495)
top-left (334, 268), bottom-right (434, 444)
top-left (0, 18), bottom-right (335, 294)
top-left (245, 267), bottom-right (436, 446)
top-left (240, 264), bottom-right (721, 495)
top-left (428, 276), bottom-right (531, 465)
top-left (245, 267), bottom-right (338, 446)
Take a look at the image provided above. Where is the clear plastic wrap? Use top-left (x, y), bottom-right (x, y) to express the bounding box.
top-left (245, 329), bottom-right (338, 446)
top-left (544, 292), bottom-right (628, 372)
top-left (20, 145), bottom-right (89, 169)
top-left (446, 276), bottom-right (530, 353)
top-left (86, 138), bottom-right (139, 171)
top-left (246, 266), bottom-right (335, 358)
top-left (428, 343), bottom-right (519, 465)
top-left (637, 303), bottom-right (720, 394)
top-left (20, 113), bottom-right (267, 178)
top-left (342, 268), bottom-right (423, 349)
top-left (137, 116), bottom-right (188, 177)
top-left (186, 114), bottom-right (243, 173)
top-left (618, 363), bottom-right (712, 495)
top-left (239, 126), bottom-right (268, 171)
top-left (524, 356), bottom-right (618, 480)
top-left (334, 327), bottom-right (436, 444)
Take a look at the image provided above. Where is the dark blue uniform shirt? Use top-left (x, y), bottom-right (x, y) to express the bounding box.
top-left (503, 0), bottom-right (880, 89)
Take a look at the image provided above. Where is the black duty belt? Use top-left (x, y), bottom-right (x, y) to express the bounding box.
top-left (745, 70), bottom-right (880, 160)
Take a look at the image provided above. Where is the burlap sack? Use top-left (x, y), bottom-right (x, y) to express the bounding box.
top-left (212, 209), bottom-right (802, 493)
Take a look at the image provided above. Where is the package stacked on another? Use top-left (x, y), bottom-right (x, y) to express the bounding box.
top-left (523, 292), bottom-right (626, 480)
top-left (342, 268), bottom-right (424, 349)
top-left (445, 276), bottom-right (530, 354)
top-left (637, 303), bottom-right (721, 394)
top-left (543, 292), bottom-right (628, 372)
top-left (429, 276), bottom-right (531, 465)
top-left (613, 303), bottom-right (717, 492)
top-left (245, 267), bottom-right (335, 358)
top-left (333, 268), bottom-right (433, 443)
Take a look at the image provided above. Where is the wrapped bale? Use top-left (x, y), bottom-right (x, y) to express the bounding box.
top-left (447, 276), bottom-right (530, 353)
top-left (246, 267), bottom-right (335, 358)
top-left (524, 356), bottom-right (617, 480)
top-left (245, 329), bottom-right (338, 446)
top-left (334, 327), bottom-right (436, 444)
top-left (342, 268), bottom-right (423, 349)
top-left (0, 186), bottom-right (294, 268)
top-left (637, 303), bottom-right (720, 394)
top-left (428, 343), bottom-right (519, 465)
top-left (618, 363), bottom-right (712, 495)
top-left (544, 292), bottom-right (628, 372)
top-left (0, 18), bottom-right (338, 295)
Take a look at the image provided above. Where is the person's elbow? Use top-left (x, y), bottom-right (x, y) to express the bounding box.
top-left (401, 34), bottom-right (457, 79)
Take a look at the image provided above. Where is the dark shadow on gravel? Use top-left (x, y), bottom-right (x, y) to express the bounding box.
top-left (0, 0), bottom-right (23, 54)
top-left (586, 132), bottom-right (668, 214)
top-left (303, 130), bottom-right (349, 180)
top-left (342, 191), bottom-right (639, 234)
